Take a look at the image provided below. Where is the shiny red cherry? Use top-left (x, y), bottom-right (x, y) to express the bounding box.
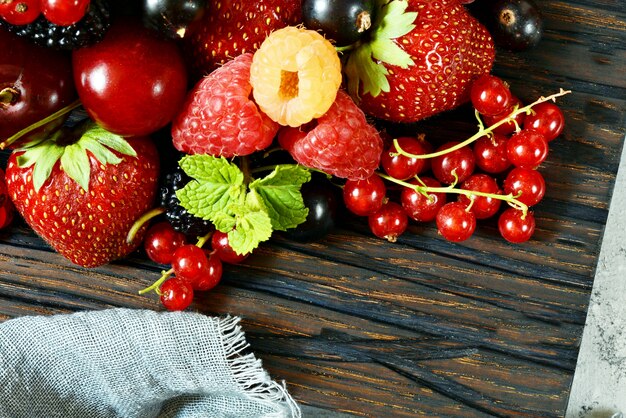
top-left (72, 20), bottom-right (188, 136)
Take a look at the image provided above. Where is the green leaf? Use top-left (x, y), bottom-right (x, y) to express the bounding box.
top-left (79, 137), bottom-right (122, 166)
top-left (345, 44), bottom-right (390, 98)
top-left (370, 38), bottom-right (414, 68)
top-left (32, 143), bottom-right (64, 192)
top-left (227, 200), bottom-right (273, 255)
top-left (375, 0), bottom-right (417, 40)
top-left (82, 123), bottom-right (137, 157)
top-left (60, 142), bottom-right (91, 191)
top-left (176, 155), bottom-right (246, 224)
top-left (212, 212), bottom-right (237, 233)
top-left (249, 165), bottom-right (311, 231)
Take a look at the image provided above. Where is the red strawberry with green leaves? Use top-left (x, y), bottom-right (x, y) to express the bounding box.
top-left (344, 0), bottom-right (495, 123)
top-left (5, 122), bottom-right (160, 268)
top-left (183, 0), bottom-right (302, 76)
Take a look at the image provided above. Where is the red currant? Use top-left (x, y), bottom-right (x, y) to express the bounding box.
top-left (159, 278), bottom-right (194, 311)
top-left (381, 136), bottom-right (427, 180)
top-left (503, 167), bottom-right (546, 207)
top-left (470, 74), bottom-right (513, 116)
top-left (172, 244), bottom-right (210, 286)
top-left (41, 0), bottom-right (89, 26)
top-left (458, 174), bottom-right (502, 220)
top-left (211, 230), bottom-right (249, 264)
top-left (400, 177), bottom-right (447, 222)
top-left (368, 202), bottom-right (408, 242)
top-left (144, 222), bottom-right (187, 265)
top-left (194, 250), bottom-right (223, 291)
top-left (506, 129), bottom-right (549, 169)
top-left (498, 208), bottom-right (535, 243)
top-left (483, 97), bottom-right (526, 136)
top-left (343, 175), bottom-right (386, 216)
top-left (1, 0), bottom-right (41, 25)
top-left (436, 201), bottom-right (476, 242)
top-left (523, 102), bottom-right (565, 141)
top-left (431, 142), bottom-right (475, 185)
top-left (473, 133), bottom-right (511, 174)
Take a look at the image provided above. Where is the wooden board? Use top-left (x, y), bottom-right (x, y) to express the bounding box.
top-left (1, 1), bottom-right (625, 416)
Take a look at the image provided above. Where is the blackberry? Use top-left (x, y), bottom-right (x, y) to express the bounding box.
top-left (159, 167), bottom-right (213, 238)
top-left (0, 0), bottom-right (111, 50)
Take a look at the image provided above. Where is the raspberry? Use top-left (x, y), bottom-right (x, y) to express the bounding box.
top-left (171, 53), bottom-right (279, 157)
top-left (278, 90), bottom-right (383, 180)
top-left (250, 26), bottom-right (342, 127)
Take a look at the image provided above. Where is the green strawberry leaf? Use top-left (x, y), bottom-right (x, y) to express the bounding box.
top-left (82, 123), bottom-right (137, 157)
top-left (249, 165), bottom-right (311, 231)
top-left (32, 143), bottom-right (64, 192)
top-left (177, 155), bottom-right (246, 223)
top-left (61, 142), bottom-right (91, 191)
top-left (345, 0), bottom-right (416, 99)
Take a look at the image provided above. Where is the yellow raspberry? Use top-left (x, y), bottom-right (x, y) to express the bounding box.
top-left (250, 26), bottom-right (342, 127)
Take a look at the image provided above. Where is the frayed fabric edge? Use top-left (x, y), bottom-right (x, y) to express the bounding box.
top-left (217, 316), bottom-right (302, 418)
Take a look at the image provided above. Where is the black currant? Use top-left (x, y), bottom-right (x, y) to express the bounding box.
top-left (490, 0), bottom-right (543, 51)
top-left (284, 176), bottom-right (339, 242)
top-left (302, 0), bottom-right (374, 47)
top-left (142, 0), bottom-right (206, 39)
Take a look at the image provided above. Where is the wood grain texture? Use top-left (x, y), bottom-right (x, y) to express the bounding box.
top-left (1, 1), bottom-right (625, 416)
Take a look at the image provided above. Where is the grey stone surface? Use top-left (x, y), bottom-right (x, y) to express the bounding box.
top-left (566, 140), bottom-right (626, 418)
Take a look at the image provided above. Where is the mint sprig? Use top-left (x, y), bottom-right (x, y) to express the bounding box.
top-left (177, 155), bottom-right (311, 255)
top-left (344, 0), bottom-right (417, 99)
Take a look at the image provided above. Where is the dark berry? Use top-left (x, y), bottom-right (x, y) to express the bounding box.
top-left (490, 0), bottom-right (543, 51)
top-left (0, 0), bottom-right (110, 50)
top-left (142, 0), bottom-right (206, 39)
top-left (302, 0), bottom-right (374, 46)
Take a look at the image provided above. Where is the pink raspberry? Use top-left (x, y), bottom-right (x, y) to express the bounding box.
top-left (171, 53), bottom-right (279, 157)
top-left (278, 90), bottom-right (383, 180)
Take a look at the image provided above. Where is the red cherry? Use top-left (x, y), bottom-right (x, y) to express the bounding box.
top-left (172, 244), bottom-right (210, 285)
top-left (194, 251), bottom-right (223, 291)
top-left (473, 134), bottom-right (511, 174)
top-left (143, 222), bottom-right (187, 265)
top-left (431, 142), bottom-right (475, 185)
top-left (72, 21), bottom-right (188, 136)
top-left (368, 202), bottom-right (408, 242)
top-left (506, 129), bottom-right (549, 169)
top-left (41, 0), bottom-right (89, 26)
top-left (483, 98), bottom-right (526, 136)
top-left (343, 175), bottom-right (386, 216)
top-left (381, 136), bottom-right (427, 180)
top-left (523, 102), bottom-right (565, 141)
top-left (0, 0), bottom-right (41, 25)
top-left (458, 174), bottom-right (502, 219)
top-left (211, 230), bottom-right (249, 264)
top-left (470, 74), bottom-right (513, 116)
top-left (503, 167), bottom-right (546, 207)
top-left (499, 208), bottom-right (535, 243)
top-left (159, 278), bottom-right (194, 311)
top-left (436, 201), bottom-right (476, 242)
top-left (400, 177), bottom-right (447, 222)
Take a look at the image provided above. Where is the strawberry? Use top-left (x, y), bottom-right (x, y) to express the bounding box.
top-left (5, 122), bottom-right (160, 268)
top-left (182, 0), bottom-right (302, 76)
top-left (171, 53), bottom-right (279, 157)
top-left (344, 0), bottom-right (495, 123)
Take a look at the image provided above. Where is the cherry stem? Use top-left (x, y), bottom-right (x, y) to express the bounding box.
top-left (126, 207), bottom-right (166, 244)
top-left (392, 89), bottom-right (572, 160)
top-left (138, 268), bottom-right (173, 295)
top-left (0, 87), bottom-right (18, 108)
top-left (377, 172), bottom-right (529, 216)
top-left (0, 99), bottom-right (82, 150)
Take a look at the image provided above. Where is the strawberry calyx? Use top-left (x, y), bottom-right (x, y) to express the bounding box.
top-left (344, 0), bottom-right (417, 99)
top-left (15, 121), bottom-right (138, 192)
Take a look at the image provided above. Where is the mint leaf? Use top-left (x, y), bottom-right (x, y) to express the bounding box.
top-left (249, 165), bottom-right (311, 231)
top-left (227, 197), bottom-right (273, 255)
top-left (177, 155), bottom-right (246, 224)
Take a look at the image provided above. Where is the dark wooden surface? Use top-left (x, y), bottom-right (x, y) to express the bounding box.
top-left (1, 1), bottom-right (626, 416)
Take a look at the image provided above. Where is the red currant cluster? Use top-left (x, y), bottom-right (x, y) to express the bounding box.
top-left (0, 0), bottom-right (90, 26)
top-left (343, 75), bottom-right (567, 244)
top-left (141, 222), bottom-right (248, 311)
top-left (0, 168), bottom-right (14, 230)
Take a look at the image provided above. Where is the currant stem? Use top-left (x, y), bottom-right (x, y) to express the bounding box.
top-left (377, 172), bottom-right (529, 216)
top-left (126, 207), bottom-right (166, 244)
top-left (138, 268), bottom-right (173, 295)
top-left (195, 231), bottom-right (213, 249)
top-left (392, 89), bottom-right (572, 160)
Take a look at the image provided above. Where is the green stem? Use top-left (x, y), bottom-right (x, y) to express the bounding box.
top-left (392, 89), bottom-right (572, 160)
top-left (377, 172), bottom-right (529, 215)
top-left (138, 268), bottom-right (173, 295)
top-left (126, 207), bottom-right (166, 244)
top-left (195, 231), bottom-right (213, 249)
